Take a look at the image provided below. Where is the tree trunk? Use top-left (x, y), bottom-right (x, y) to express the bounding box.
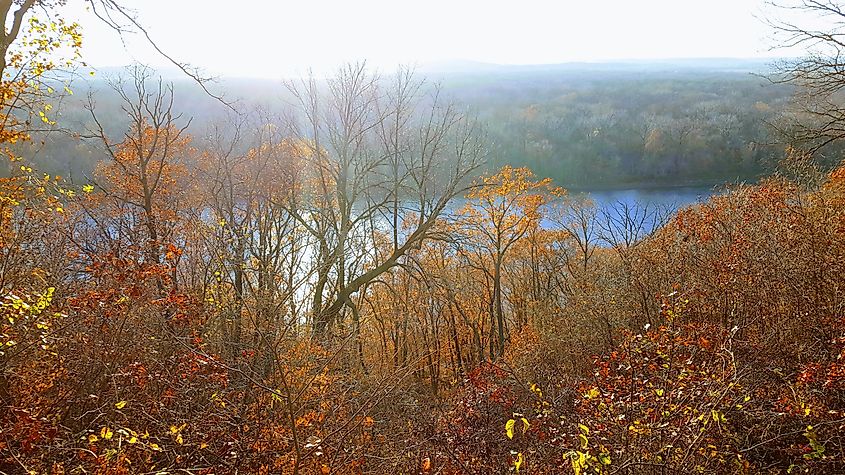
top-left (494, 257), bottom-right (505, 360)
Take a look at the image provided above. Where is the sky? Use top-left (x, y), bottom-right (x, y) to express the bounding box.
top-left (66, 0), bottom-right (805, 78)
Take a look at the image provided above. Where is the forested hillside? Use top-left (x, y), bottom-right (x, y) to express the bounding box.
top-left (438, 64), bottom-right (795, 187)
top-left (5, 63), bottom-right (799, 189)
top-left (1, 1), bottom-right (845, 475)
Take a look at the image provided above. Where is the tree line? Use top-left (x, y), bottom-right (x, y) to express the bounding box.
top-left (3, 65), bottom-right (805, 189)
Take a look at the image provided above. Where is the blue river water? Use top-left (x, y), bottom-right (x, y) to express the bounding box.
top-left (584, 185), bottom-right (719, 214)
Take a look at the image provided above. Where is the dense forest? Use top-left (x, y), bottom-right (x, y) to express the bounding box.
top-left (2, 63), bottom-right (802, 189)
top-left (2, 1), bottom-right (845, 475)
top-left (441, 64), bottom-right (794, 187)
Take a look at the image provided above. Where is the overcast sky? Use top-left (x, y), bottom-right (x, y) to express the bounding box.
top-left (68, 0), bottom-right (803, 78)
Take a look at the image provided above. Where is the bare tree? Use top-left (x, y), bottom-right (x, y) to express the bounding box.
top-left (283, 63), bottom-right (484, 337)
top-left (596, 200), bottom-right (674, 325)
top-left (555, 197), bottom-right (599, 274)
top-left (194, 109), bottom-right (314, 358)
top-left (767, 0), bottom-right (845, 159)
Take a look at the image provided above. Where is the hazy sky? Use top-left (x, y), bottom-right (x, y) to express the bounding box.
top-left (68, 0), bottom-right (801, 78)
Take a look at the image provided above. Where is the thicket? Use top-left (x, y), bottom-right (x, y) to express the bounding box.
top-left (2, 102), bottom-right (845, 473)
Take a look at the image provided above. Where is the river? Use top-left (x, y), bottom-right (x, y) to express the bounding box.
top-left (572, 185), bottom-right (721, 239)
top-left (583, 185), bottom-right (720, 213)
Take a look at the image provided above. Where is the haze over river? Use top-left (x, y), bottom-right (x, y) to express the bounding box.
top-left (584, 185), bottom-right (719, 214)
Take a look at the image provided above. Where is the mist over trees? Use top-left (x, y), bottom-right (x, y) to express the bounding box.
top-left (1, 63), bottom-right (801, 188)
top-left (463, 68), bottom-right (791, 187)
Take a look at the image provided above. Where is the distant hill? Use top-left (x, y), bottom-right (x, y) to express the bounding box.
top-left (7, 59), bottom-right (803, 188)
top-left (417, 57), bottom-right (783, 76)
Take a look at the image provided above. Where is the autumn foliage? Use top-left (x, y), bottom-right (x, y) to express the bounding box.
top-left (0, 6), bottom-right (845, 473)
top-left (2, 140), bottom-right (844, 473)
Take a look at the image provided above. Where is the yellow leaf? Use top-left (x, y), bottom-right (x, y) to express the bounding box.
top-left (514, 452), bottom-right (524, 472)
top-left (82, 184), bottom-right (94, 193)
top-left (568, 451), bottom-right (588, 475)
top-left (530, 383), bottom-right (543, 399)
top-left (505, 418), bottom-right (516, 439)
top-left (100, 427), bottom-right (113, 440)
top-left (578, 433), bottom-right (588, 450)
top-left (127, 436), bottom-right (138, 444)
top-left (520, 417), bottom-right (530, 434)
top-left (115, 400), bottom-right (127, 409)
